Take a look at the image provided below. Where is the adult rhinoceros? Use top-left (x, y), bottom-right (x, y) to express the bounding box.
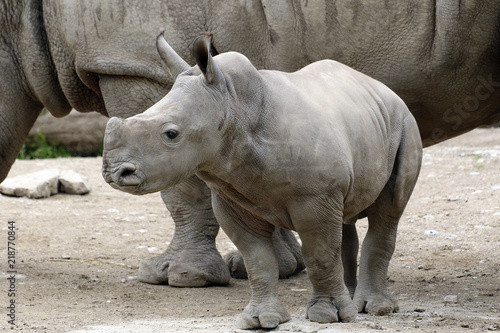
top-left (1, 0), bottom-right (499, 290)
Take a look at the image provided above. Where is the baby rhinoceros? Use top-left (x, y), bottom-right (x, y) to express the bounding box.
top-left (102, 32), bottom-right (422, 329)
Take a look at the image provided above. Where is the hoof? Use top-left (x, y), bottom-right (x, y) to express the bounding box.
top-left (236, 301), bottom-right (290, 329)
top-left (168, 263), bottom-right (219, 287)
top-left (354, 292), bottom-right (399, 315)
top-left (237, 313), bottom-right (284, 329)
top-left (138, 250), bottom-right (230, 287)
top-left (138, 256), bottom-right (169, 284)
top-left (307, 297), bottom-right (357, 323)
top-left (307, 300), bottom-right (339, 323)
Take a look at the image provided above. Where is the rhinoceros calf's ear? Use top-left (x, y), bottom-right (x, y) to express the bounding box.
top-left (156, 29), bottom-right (191, 79)
top-left (192, 33), bottom-right (225, 86)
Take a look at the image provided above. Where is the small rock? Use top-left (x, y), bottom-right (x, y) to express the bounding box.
top-left (424, 230), bottom-right (439, 236)
top-left (0, 169), bottom-right (91, 198)
top-left (275, 318), bottom-right (319, 332)
top-left (59, 170), bottom-right (91, 194)
top-left (147, 247), bottom-right (159, 253)
top-left (0, 169), bottom-right (60, 198)
top-left (366, 322), bottom-right (385, 330)
top-left (444, 295), bottom-right (459, 304)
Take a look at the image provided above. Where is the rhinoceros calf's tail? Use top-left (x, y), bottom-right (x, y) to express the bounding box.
top-left (387, 113), bottom-right (423, 212)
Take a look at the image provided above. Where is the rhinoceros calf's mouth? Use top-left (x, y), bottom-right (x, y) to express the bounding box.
top-left (108, 180), bottom-right (144, 194)
top-left (113, 183), bottom-right (139, 191)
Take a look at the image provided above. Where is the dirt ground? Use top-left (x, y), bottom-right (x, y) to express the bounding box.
top-left (1, 128), bottom-right (499, 333)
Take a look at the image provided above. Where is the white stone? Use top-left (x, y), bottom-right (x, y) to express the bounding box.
top-left (0, 169), bottom-right (60, 198)
top-left (59, 170), bottom-right (91, 194)
top-left (444, 294), bottom-right (459, 304)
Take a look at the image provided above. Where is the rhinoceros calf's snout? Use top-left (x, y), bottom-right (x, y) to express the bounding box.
top-left (102, 117), bottom-right (144, 192)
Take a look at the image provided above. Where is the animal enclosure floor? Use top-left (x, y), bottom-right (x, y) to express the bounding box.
top-left (1, 128), bottom-right (499, 332)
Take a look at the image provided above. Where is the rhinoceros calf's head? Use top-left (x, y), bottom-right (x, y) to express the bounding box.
top-left (102, 32), bottom-right (234, 194)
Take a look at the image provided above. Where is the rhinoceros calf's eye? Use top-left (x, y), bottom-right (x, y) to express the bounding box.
top-left (165, 130), bottom-right (179, 139)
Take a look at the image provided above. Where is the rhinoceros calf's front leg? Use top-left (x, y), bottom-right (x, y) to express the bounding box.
top-left (212, 193), bottom-right (290, 329)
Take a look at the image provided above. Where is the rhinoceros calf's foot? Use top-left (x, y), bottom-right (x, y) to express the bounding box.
top-left (354, 291), bottom-right (399, 316)
top-left (306, 296), bottom-right (357, 323)
top-left (236, 300), bottom-right (290, 329)
top-left (138, 248), bottom-right (230, 287)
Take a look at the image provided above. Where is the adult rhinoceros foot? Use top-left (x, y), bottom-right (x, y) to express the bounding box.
top-left (138, 246), bottom-right (230, 287)
top-left (224, 228), bottom-right (305, 279)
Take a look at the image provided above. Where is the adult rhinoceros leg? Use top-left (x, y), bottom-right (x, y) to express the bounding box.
top-left (139, 174), bottom-right (306, 286)
top-left (0, 60), bottom-right (43, 183)
top-left (138, 175), bottom-right (230, 287)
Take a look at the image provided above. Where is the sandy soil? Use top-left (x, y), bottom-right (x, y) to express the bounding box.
top-left (1, 128), bottom-right (499, 333)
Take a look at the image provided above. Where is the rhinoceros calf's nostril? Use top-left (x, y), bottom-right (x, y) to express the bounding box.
top-left (114, 163), bottom-right (141, 186)
top-left (120, 167), bottom-right (135, 178)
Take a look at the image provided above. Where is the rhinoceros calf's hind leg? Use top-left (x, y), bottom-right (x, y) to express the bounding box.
top-left (352, 187), bottom-right (402, 316)
top-left (138, 175), bottom-right (231, 287)
top-left (353, 120), bottom-right (422, 315)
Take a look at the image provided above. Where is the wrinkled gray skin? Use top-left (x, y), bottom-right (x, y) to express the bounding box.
top-left (1, 1), bottom-right (499, 287)
top-left (102, 33), bottom-right (423, 329)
